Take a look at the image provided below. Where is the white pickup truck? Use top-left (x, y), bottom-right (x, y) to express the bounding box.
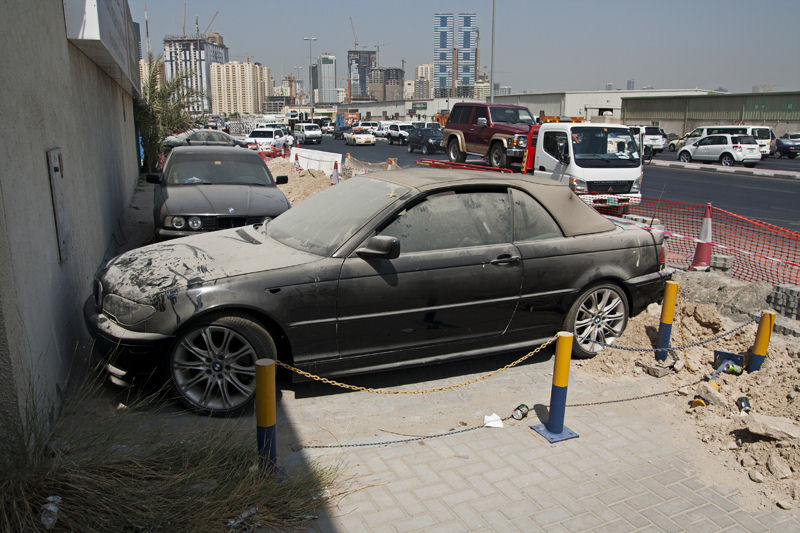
top-left (526, 122), bottom-right (643, 213)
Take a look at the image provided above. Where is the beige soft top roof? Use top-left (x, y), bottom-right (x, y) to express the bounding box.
top-left (366, 168), bottom-right (615, 237)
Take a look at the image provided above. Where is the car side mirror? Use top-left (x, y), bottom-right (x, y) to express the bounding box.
top-left (477, 117), bottom-right (487, 127)
top-left (356, 235), bottom-right (400, 260)
top-left (557, 141), bottom-right (570, 165)
top-left (146, 173), bottom-right (162, 184)
top-left (275, 175), bottom-right (288, 185)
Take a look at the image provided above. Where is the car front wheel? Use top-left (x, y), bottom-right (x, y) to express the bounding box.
top-left (448, 139), bottom-right (466, 163)
top-left (169, 313), bottom-right (276, 415)
top-left (720, 154), bottom-right (734, 166)
top-left (489, 143), bottom-right (507, 168)
top-left (422, 143), bottom-right (430, 155)
top-left (563, 283), bottom-right (629, 359)
top-left (678, 151), bottom-right (692, 163)
top-left (407, 143), bottom-right (413, 153)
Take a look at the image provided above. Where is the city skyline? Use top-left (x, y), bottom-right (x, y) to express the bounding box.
top-left (129, 0), bottom-right (800, 95)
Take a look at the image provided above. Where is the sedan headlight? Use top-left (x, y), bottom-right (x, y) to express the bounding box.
top-left (166, 216), bottom-right (186, 229)
top-left (102, 293), bottom-right (156, 326)
top-left (568, 176), bottom-right (588, 193)
top-left (188, 216), bottom-right (202, 230)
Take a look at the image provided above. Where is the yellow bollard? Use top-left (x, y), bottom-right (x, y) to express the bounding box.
top-left (532, 332), bottom-right (579, 443)
top-left (256, 359), bottom-right (277, 470)
top-left (655, 281), bottom-right (678, 362)
top-left (747, 311), bottom-right (776, 372)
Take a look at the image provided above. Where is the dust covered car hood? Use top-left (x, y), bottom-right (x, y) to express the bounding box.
top-left (161, 184), bottom-right (290, 217)
top-left (99, 226), bottom-right (319, 301)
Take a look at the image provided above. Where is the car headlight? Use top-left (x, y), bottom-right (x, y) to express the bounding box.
top-left (568, 176), bottom-right (588, 193)
top-left (188, 216), bottom-right (202, 230)
top-left (630, 176), bottom-right (642, 193)
top-left (510, 134), bottom-right (527, 148)
top-left (102, 293), bottom-right (156, 326)
top-left (167, 216), bottom-right (186, 229)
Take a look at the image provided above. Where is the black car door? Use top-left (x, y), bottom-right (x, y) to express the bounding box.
top-left (336, 188), bottom-right (522, 368)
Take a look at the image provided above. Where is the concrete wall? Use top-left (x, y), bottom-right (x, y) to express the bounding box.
top-left (0, 0), bottom-right (139, 456)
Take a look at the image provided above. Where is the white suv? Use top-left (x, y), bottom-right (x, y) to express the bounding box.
top-left (677, 134), bottom-right (760, 167)
top-left (244, 128), bottom-right (287, 151)
top-left (387, 122), bottom-right (414, 145)
top-left (293, 123), bottom-right (323, 144)
top-left (630, 125), bottom-right (666, 154)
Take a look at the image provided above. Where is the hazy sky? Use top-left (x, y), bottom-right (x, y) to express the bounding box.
top-left (129, 0), bottom-right (800, 94)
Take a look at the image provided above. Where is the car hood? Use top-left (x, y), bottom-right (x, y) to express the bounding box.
top-left (162, 184), bottom-right (289, 217)
top-left (100, 227), bottom-right (319, 301)
top-left (489, 123), bottom-right (532, 135)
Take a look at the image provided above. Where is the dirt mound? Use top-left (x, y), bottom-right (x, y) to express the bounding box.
top-left (580, 270), bottom-right (800, 511)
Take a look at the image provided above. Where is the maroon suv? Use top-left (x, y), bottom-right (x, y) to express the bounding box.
top-left (443, 102), bottom-right (536, 168)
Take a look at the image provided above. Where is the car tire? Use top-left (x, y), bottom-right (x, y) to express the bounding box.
top-left (668, 143), bottom-right (676, 152)
top-left (720, 154), bottom-right (734, 166)
top-left (407, 143), bottom-right (413, 153)
top-left (563, 283), bottom-right (629, 359)
top-left (678, 151), bottom-right (692, 163)
top-left (169, 313), bottom-right (276, 415)
top-left (422, 143), bottom-right (430, 155)
top-left (489, 143), bottom-right (507, 168)
top-left (448, 139), bottom-right (466, 163)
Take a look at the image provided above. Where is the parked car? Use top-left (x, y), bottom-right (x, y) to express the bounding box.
top-left (443, 102), bottom-right (535, 168)
top-left (145, 145), bottom-right (290, 240)
top-left (775, 133), bottom-right (800, 159)
top-left (387, 122), bottom-right (414, 145)
top-left (163, 129), bottom-right (247, 149)
top-left (629, 126), bottom-right (667, 154)
top-left (85, 169), bottom-right (669, 414)
top-left (343, 127), bottom-right (376, 145)
top-left (321, 122), bottom-right (335, 134)
top-left (333, 126), bottom-right (352, 140)
top-left (293, 123), bottom-right (322, 144)
top-left (406, 127), bottom-right (444, 154)
top-left (355, 121), bottom-right (379, 133)
top-left (677, 134), bottom-right (760, 167)
top-left (668, 134), bottom-right (688, 152)
top-left (244, 128), bottom-right (288, 151)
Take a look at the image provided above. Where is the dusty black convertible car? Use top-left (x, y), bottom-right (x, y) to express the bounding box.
top-left (85, 169), bottom-right (669, 414)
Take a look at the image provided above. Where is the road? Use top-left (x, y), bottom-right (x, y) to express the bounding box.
top-left (299, 135), bottom-right (800, 231)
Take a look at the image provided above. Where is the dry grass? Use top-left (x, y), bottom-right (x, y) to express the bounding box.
top-left (0, 361), bottom-right (339, 532)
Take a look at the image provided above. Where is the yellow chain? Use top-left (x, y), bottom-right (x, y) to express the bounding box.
top-left (676, 289), bottom-right (696, 374)
top-left (274, 335), bottom-right (558, 394)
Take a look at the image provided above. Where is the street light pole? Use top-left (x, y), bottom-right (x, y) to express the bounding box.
top-left (304, 37), bottom-right (317, 122)
top-left (489, 0), bottom-right (495, 103)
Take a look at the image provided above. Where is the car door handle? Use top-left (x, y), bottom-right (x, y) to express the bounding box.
top-left (490, 254), bottom-right (521, 265)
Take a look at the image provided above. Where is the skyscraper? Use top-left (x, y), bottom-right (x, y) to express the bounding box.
top-left (347, 49), bottom-right (376, 100)
top-left (627, 79), bottom-right (635, 90)
top-left (163, 33), bottom-right (229, 114)
top-left (209, 61), bottom-right (270, 115)
top-left (317, 53), bottom-right (337, 104)
top-left (433, 13), bottom-right (478, 98)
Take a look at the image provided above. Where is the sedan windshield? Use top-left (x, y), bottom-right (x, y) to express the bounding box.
top-left (165, 154), bottom-right (275, 186)
top-left (571, 127), bottom-right (641, 168)
top-left (489, 107), bottom-right (535, 124)
top-left (268, 177), bottom-right (410, 256)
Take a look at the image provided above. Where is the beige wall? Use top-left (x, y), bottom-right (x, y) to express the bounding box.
top-left (0, 0), bottom-right (139, 457)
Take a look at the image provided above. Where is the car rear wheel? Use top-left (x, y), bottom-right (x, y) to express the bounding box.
top-left (678, 151), bottom-right (692, 163)
top-left (448, 139), bottom-right (466, 163)
top-left (720, 154), bottom-right (734, 166)
top-left (489, 143), bottom-right (507, 168)
top-left (169, 313), bottom-right (276, 415)
top-left (563, 283), bottom-right (629, 359)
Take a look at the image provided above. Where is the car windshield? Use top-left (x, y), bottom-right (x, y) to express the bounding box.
top-left (732, 135), bottom-right (757, 145)
top-left (249, 130), bottom-right (274, 138)
top-left (399, 125), bottom-right (414, 131)
top-left (489, 107), bottom-right (535, 124)
top-left (267, 177), bottom-right (410, 256)
top-left (305, 125), bottom-right (321, 131)
top-left (427, 123), bottom-right (441, 130)
top-left (752, 128), bottom-right (771, 140)
top-left (571, 127), bottom-right (641, 168)
top-left (165, 153), bottom-right (275, 186)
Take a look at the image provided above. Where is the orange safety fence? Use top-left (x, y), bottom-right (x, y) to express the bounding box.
top-left (600, 199), bottom-right (800, 286)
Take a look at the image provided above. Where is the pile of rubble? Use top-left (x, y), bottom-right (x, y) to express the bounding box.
top-left (581, 270), bottom-right (800, 511)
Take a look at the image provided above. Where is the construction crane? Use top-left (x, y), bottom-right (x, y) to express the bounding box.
top-left (203, 11), bottom-right (219, 34)
top-left (375, 42), bottom-right (390, 66)
top-left (349, 17), bottom-right (358, 49)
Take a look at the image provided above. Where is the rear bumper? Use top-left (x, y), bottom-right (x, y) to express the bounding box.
top-left (624, 268), bottom-right (673, 316)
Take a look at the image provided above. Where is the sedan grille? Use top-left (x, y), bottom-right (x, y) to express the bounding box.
top-left (586, 181), bottom-right (633, 194)
top-left (198, 216), bottom-right (265, 230)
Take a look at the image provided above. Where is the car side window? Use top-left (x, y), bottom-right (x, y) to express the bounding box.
top-left (511, 189), bottom-right (563, 242)
top-left (379, 190), bottom-right (511, 253)
top-left (543, 131), bottom-right (569, 158)
top-left (697, 137), bottom-right (713, 146)
top-left (473, 106), bottom-right (487, 125)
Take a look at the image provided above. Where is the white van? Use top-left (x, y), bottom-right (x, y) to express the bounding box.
top-left (293, 123), bottom-right (322, 144)
top-left (741, 126), bottom-right (775, 158)
top-left (683, 125), bottom-right (748, 148)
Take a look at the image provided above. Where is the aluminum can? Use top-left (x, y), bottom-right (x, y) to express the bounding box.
top-left (511, 404), bottom-right (529, 420)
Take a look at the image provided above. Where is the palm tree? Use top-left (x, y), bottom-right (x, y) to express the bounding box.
top-left (134, 54), bottom-right (199, 172)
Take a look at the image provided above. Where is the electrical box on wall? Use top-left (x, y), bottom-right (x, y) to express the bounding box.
top-left (46, 148), bottom-right (71, 263)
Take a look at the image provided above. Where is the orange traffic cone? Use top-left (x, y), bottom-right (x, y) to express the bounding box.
top-left (690, 203), bottom-right (713, 271)
top-left (331, 160), bottom-right (339, 186)
top-left (294, 153), bottom-right (301, 172)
